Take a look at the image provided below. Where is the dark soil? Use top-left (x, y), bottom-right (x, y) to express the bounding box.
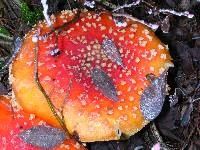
top-left (0, 0), bottom-right (199, 150)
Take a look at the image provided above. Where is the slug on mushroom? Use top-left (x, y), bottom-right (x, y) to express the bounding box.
top-left (11, 9), bottom-right (173, 142)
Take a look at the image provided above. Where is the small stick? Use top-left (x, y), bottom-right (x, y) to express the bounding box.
top-left (112, 13), bottom-right (159, 31)
top-left (41, 0), bottom-right (53, 28)
top-left (84, 0), bottom-right (95, 8)
top-left (112, 0), bottom-right (141, 12)
top-left (193, 98), bottom-right (200, 102)
top-left (142, 1), bottom-right (194, 19)
top-left (33, 36), bottom-right (70, 138)
top-left (192, 36), bottom-right (200, 40)
top-left (95, 0), bottom-right (117, 9)
top-left (158, 9), bottom-right (194, 18)
top-left (66, 0), bottom-right (72, 10)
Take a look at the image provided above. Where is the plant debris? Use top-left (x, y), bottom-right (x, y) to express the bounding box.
top-left (91, 67), bottom-right (118, 102)
top-left (101, 38), bottom-right (124, 67)
top-left (0, 82), bottom-right (7, 95)
top-left (19, 125), bottom-right (66, 149)
top-left (140, 71), bottom-right (167, 121)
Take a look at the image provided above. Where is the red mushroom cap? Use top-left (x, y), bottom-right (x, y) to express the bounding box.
top-left (11, 10), bottom-right (173, 141)
top-left (0, 96), bottom-right (86, 150)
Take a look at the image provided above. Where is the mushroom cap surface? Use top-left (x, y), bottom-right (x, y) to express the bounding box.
top-left (0, 96), bottom-right (86, 150)
top-left (11, 10), bottom-right (173, 142)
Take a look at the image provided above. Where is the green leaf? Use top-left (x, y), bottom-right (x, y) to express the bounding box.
top-left (0, 27), bottom-right (10, 35)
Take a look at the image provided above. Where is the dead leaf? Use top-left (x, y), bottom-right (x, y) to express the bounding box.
top-left (91, 68), bottom-right (118, 102)
top-left (101, 38), bottom-right (124, 67)
top-left (140, 71), bottom-right (167, 121)
top-left (161, 15), bottom-right (170, 33)
top-left (0, 82), bottom-right (8, 95)
top-left (19, 125), bottom-right (66, 148)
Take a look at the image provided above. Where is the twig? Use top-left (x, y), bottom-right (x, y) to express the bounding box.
top-left (33, 35), bottom-right (70, 137)
top-left (192, 36), bottom-right (200, 40)
top-left (159, 9), bottom-right (194, 18)
top-left (95, 0), bottom-right (117, 9)
top-left (112, 13), bottom-right (159, 31)
top-left (84, 0), bottom-right (95, 8)
top-left (41, 0), bottom-right (52, 28)
top-left (112, 0), bottom-right (141, 12)
top-left (142, 1), bottom-right (194, 19)
top-left (193, 98), bottom-right (200, 102)
top-left (66, 0), bottom-right (72, 10)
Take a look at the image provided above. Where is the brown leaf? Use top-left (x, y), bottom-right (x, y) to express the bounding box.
top-left (181, 102), bottom-right (193, 126)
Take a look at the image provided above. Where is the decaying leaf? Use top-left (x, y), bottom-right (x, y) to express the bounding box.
top-left (91, 68), bottom-right (118, 102)
top-left (19, 125), bottom-right (66, 149)
top-left (161, 15), bottom-right (170, 33)
top-left (13, 37), bottom-right (22, 58)
top-left (1, 37), bottom-right (22, 70)
top-left (0, 82), bottom-right (8, 95)
top-left (101, 38), bottom-right (124, 67)
top-left (176, 42), bottom-right (195, 75)
top-left (169, 88), bottom-right (183, 107)
top-left (181, 102), bottom-right (193, 126)
top-left (140, 71), bottom-right (167, 121)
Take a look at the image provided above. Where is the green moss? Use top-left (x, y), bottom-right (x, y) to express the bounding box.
top-left (0, 27), bottom-right (10, 35)
top-left (20, 2), bottom-right (43, 26)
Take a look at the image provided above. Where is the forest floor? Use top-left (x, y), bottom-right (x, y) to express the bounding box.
top-left (0, 0), bottom-right (199, 150)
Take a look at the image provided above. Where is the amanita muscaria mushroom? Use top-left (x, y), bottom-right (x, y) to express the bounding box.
top-left (11, 9), bottom-right (173, 142)
top-left (0, 96), bottom-right (86, 149)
